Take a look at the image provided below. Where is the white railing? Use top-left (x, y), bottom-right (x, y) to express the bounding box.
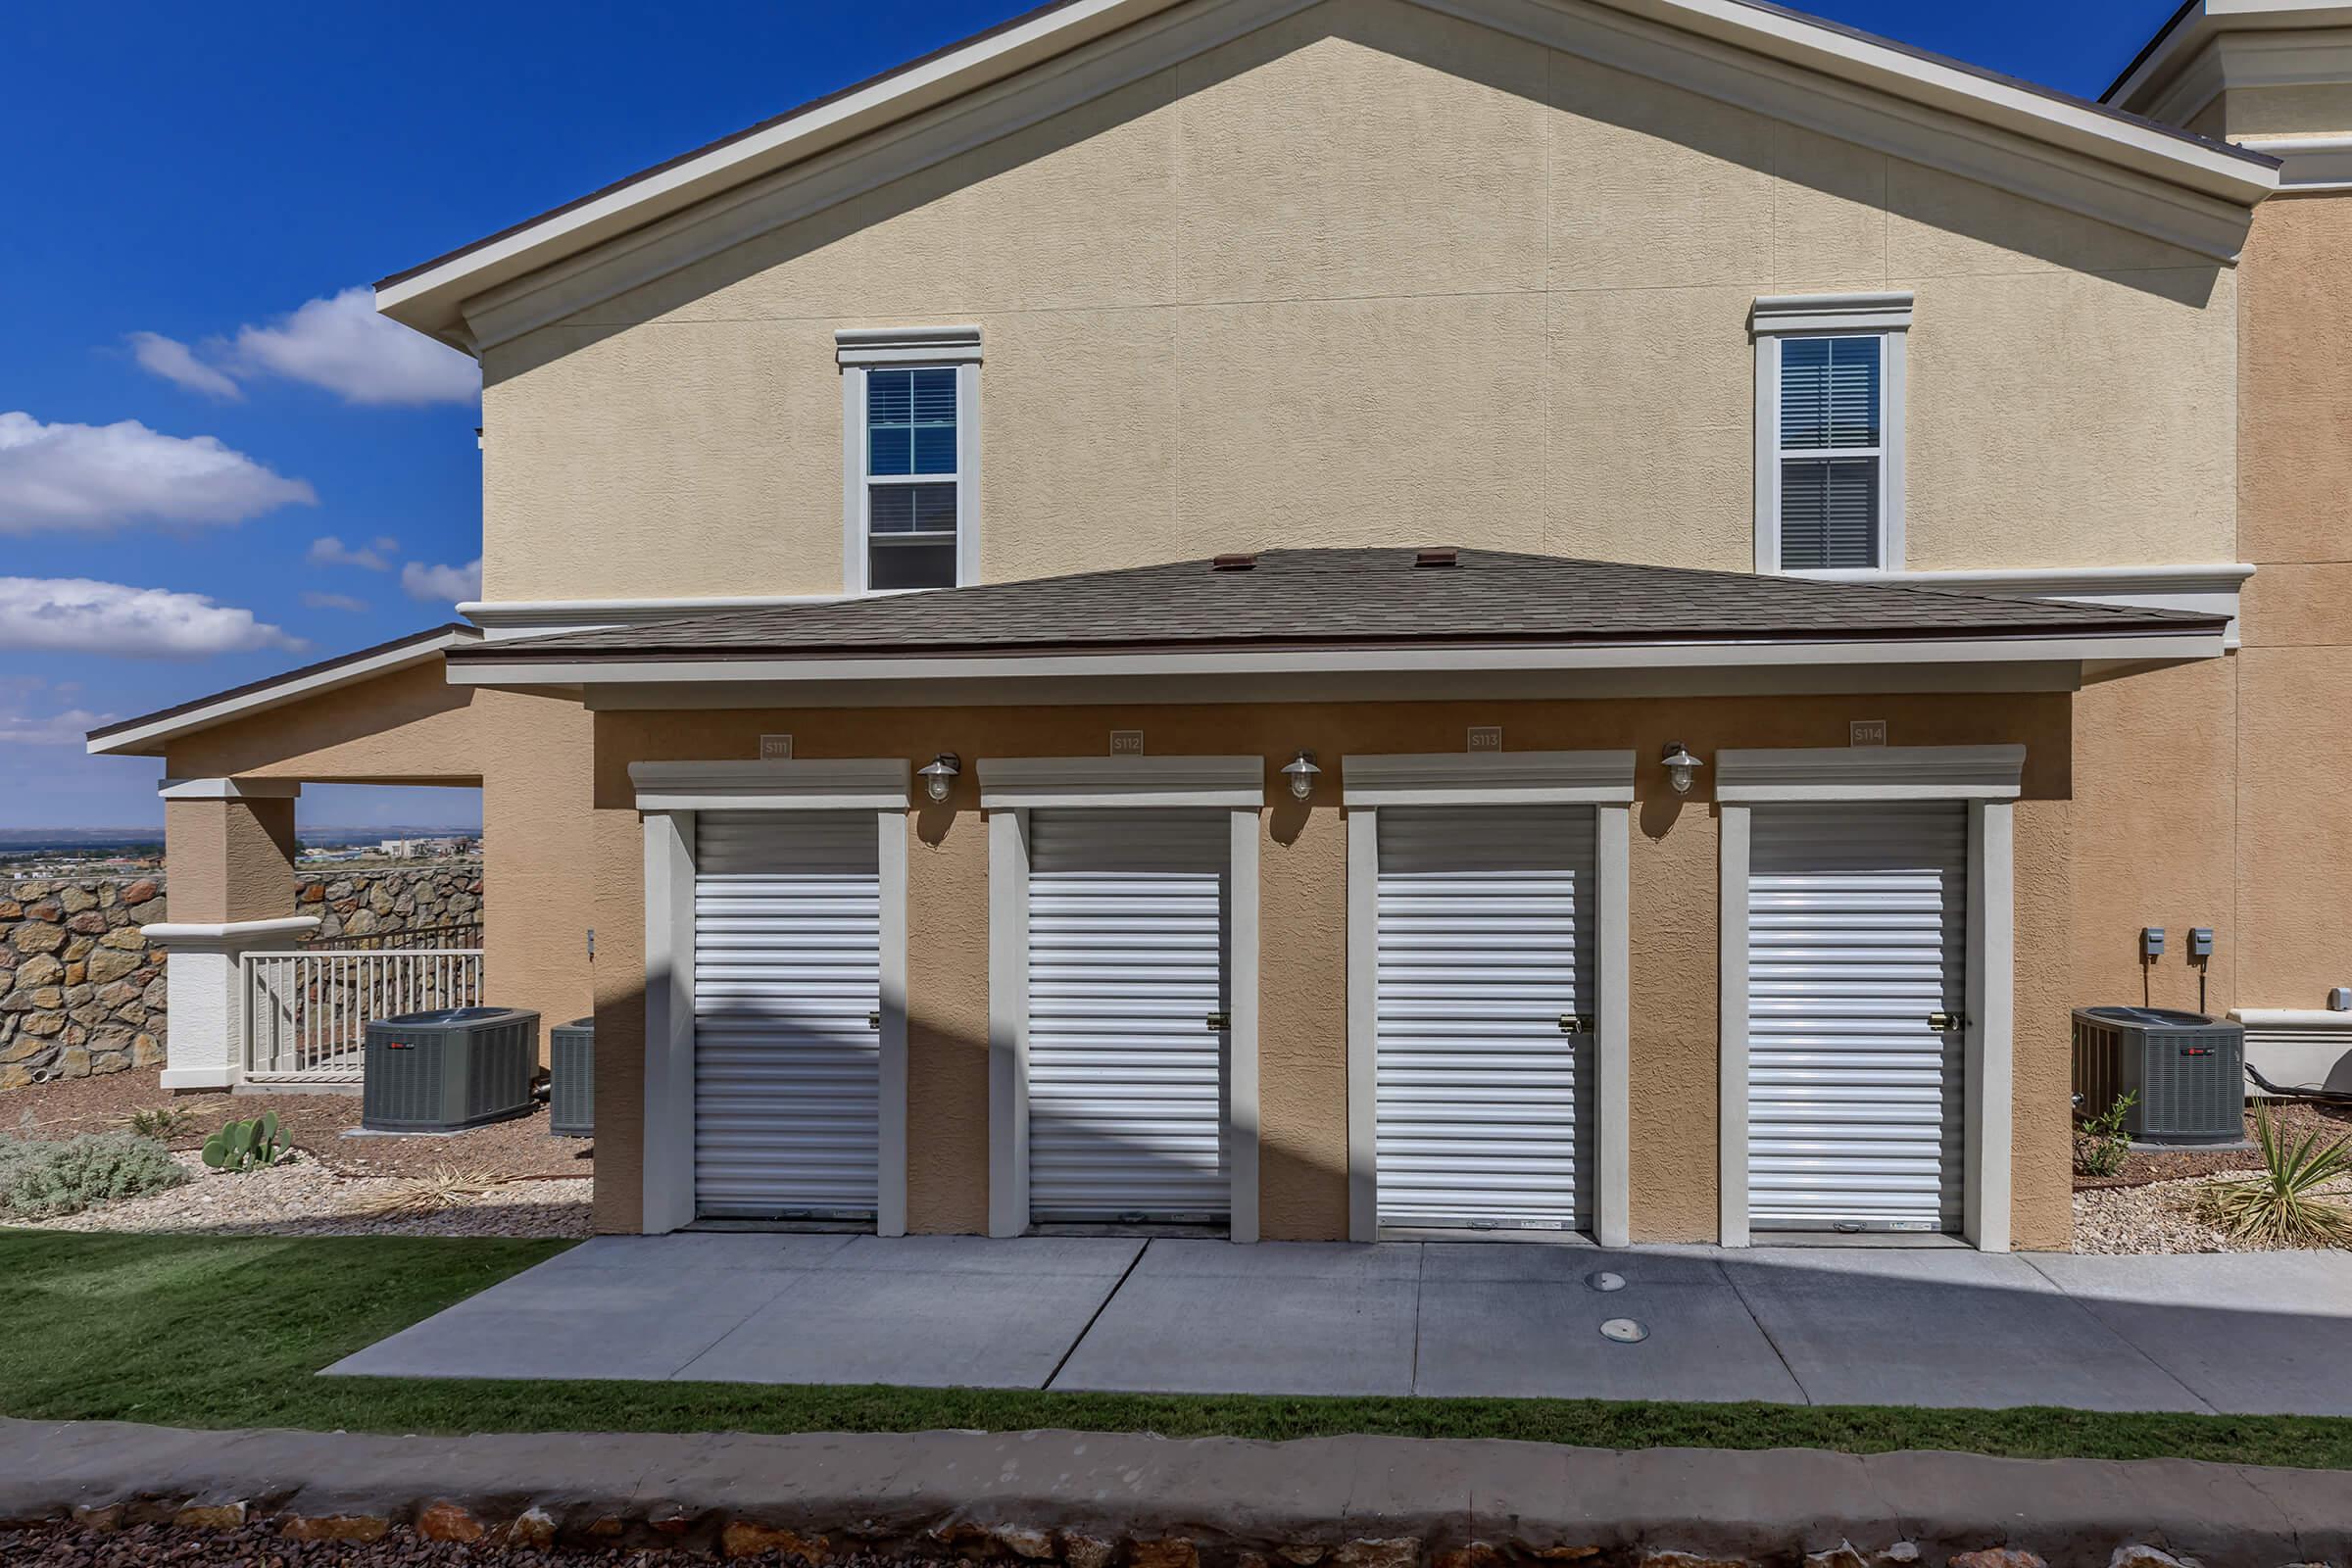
top-left (241, 947), bottom-right (485, 1083)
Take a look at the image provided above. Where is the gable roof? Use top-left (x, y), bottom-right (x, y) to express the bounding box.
top-left (85, 624), bottom-right (480, 758)
top-left (378, 0), bottom-right (2278, 351)
top-left (445, 548), bottom-right (2227, 683)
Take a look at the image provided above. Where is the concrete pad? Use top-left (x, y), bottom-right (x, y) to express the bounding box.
top-left (324, 1270), bottom-right (792, 1381)
top-left (1414, 1274), bottom-right (1804, 1402)
top-left (1427, 1243), bottom-right (1731, 1287)
top-left (675, 1266), bottom-right (1118, 1388)
top-left (2026, 1250), bottom-right (2352, 1415)
top-left (1053, 1242), bottom-right (1418, 1395)
top-left (1723, 1250), bottom-right (2210, 1411)
top-left (534, 1232), bottom-right (858, 1274)
top-left (829, 1234), bottom-right (1143, 1276)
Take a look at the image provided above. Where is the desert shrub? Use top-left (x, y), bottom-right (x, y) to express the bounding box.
top-left (2194, 1103), bottom-right (2352, 1248)
top-left (122, 1105), bottom-right (193, 1142)
top-left (0, 1133), bottom-right (191, 1219)
top-left (2074, 1091), bottom-right (2137, 1178)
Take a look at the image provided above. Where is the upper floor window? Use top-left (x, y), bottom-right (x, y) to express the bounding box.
top-left (1750, 293), bottom-right (1909, 574)
top-left (837, 326), bottom-right (981, 595)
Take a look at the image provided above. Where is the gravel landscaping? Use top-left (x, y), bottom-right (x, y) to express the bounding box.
top-left (0, 1521), bottom-right (907, 1566)
top-left (2073, 1168), bottom-right (2352, 1254)
top-left (19, 1151), bottom-right (591, 1239)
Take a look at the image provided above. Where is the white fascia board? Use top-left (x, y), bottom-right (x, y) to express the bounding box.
top-left (378, 0), bottom-right (2277, 352)
top-left (2240, 132), bottom-right (2352, 188)
top-left (1715, 743), bottom-right (2027, 801)
top-left (629, 758), bottom-right (910, 811)
top-left (2106, 1), bottom-right (2352, 113)
top-left (85, 629), bottom-right (478, 758)
top-left (1795, 563), bottom-right (2254, 647)
top-left (157, 778), bottom-right (304, 801)
top-left (977, 755), bottom-right (1264, 808)
top-left (446, 629), bottom-right (2229, 691)
top-left (1340, 749), bottom-right (1637, 805)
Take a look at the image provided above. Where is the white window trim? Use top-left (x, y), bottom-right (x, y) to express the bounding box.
top-left (1714, 743), bottom-right (2017, 1252)
top-left (1751, 293), bottom-right (1911, 576)
top-left (634, 759), bottom-right (912, 1239)
top-left (838, 327), bottom-right (982, 596)
top-left (1340, 752), bottom-right (1634, 1248)
top-left (983, 757), bottom-right (1264, 1243)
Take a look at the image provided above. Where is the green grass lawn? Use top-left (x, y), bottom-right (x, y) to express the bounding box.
top-left (4, 1227), bottom-right (2349, 1467)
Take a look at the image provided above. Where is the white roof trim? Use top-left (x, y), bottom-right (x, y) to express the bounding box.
top-left (2240, 132), bottom-right (2352, 188)
top-left (447, 627), bottom-right (2229, 691)
top-left (1750, 291), bottom-right (1914, 335)
top-left (2105, 0), bottom-right (2352, 113)
top-left (85, 628), bottom-right (479, 758)
top-left (1342, 750), bottom-right (1637, 805)
top-left (978, 754), bottom-right (1264, 808)
top-left (629, 758), bottom-right (910, 811)
top-left (157, 778), bottom-right (304, 801)
top-left (378, 0), bottom-right (2278, 349)
top-left (1715, 743), bottom-right (2026, 801)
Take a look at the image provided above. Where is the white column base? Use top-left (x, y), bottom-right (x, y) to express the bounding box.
top-left (142, 918), bottom-right (321, 1089)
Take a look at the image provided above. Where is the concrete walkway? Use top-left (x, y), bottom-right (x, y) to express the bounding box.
top-left (326, 1235), bottom-right (2352, 1414)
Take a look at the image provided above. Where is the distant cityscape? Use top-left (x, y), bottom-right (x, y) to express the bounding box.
top-left (0, 826), bottom-right (481, 878)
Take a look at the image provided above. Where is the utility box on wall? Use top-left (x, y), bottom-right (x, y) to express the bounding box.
top-left (2072, 1005), bottom-right (2245, 1145)
top-left (362, 1006), bottom-right (540, 1133)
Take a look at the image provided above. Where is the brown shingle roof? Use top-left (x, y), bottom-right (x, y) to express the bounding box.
top-left (454, 549), bottom-right (2225, 665)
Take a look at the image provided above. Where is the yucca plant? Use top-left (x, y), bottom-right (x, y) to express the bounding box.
top-left (2194, 1104), bottom-right (2352, 1248)
top-left (356, 1163), bottom-right (511, 1220)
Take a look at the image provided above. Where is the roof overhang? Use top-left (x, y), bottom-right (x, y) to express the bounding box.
top-left (2105, 0), bottom-right (2352, 117)
top-left (85, 625), bottom-right (481, 759)
top-left (378, 0), bottom-right (2279, 353)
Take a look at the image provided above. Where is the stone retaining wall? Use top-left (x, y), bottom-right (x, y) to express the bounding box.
top-left (0, 864), bottom-right (481, 1089)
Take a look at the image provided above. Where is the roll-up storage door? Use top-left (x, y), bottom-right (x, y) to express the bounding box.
top-left (1747, 801), bottom-right (1966, 1234)
top-left (692, 810), bottom-right (881, 1220)
top-left (1026, 808), bottom-right (1229, 1223)
top-left (1375, 805), bottom-right (1596, 1233)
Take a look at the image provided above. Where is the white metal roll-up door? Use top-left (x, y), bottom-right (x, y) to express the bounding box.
top-left (1375, 806), bottom-right (1596, 1233)
top-left (693, 810), bottom-right (881, 1220)
top-left (1747, 801), bottom-right (1966, 1234)
top-left (1026, 808), bottom-right (1229, 1223)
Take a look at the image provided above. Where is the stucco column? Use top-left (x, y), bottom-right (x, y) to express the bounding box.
top-left (143, 778), bottom-right (318, 1091)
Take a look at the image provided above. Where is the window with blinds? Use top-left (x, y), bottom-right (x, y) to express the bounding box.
top-left (1775, 335), bottom-right (1884, 570)
top-left (864, 367), bottom-right (959, 590)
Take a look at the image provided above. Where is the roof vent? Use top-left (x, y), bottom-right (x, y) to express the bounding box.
top-left (1212, 553), bottom-right (1258, 571)
top-left (1415, 548), bottom-right (1458, 569)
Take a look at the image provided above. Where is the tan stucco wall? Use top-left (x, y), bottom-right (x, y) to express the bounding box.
top-left (480, 0), bottom-right (2237, 602)
top-left (588, 690), bottom-right (2073, 1250)
top-left (162, 669), bottom-right (597, 1057)
top-left (163, 796), bottom-right (298, 926)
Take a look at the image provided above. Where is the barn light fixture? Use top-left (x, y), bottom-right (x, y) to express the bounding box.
top-left (918, 752), bottom-right (961, 802)
top-left (1281, 749), bottom-right (1322, 801)
top-left (1659, 741), bottom-right (1704, 796)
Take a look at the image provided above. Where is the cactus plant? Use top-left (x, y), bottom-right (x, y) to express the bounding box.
top-left (200, 1110), bottom-right (294, 1173)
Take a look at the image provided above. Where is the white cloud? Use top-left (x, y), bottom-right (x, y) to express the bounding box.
top-left (301, 590), bottom-right (368, 612)
top-left (307, 534), bottom-right (390, 571)
top-left (0, 708), bottom-right (116, 746)
top-left (0, 577), bottom-right (307, 659)
top-left (0, 412), bottom-right (316, 535)
top-left (125, 331), bottom-right (243, 401)
top-left (401, 559), bottom-right (482, 606)
top-left (370, 535), bottom-right (398, 554)
top-left (232, 288), bottom-right (478, 407)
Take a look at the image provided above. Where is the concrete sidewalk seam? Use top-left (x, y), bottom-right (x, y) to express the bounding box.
top-left (2017, 1254), bottom-right (2220, 1417)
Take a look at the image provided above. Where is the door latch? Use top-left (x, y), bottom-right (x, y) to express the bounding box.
top-left (1205, 1011), bottom-right (1230, 1032)
top-left (867, 1010), bottom-right (882, 1031)
top-left (1927, 1011), bottom-right (1970, 1031)
top-left (1558, 1013), bottom-right (1594, 1034)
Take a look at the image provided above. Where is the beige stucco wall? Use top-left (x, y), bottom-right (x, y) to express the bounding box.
top-left (163, 796), bottom-right (298, 926)
top-left (162, 670), bottom-right (597, 1057)
top-left (588, 690), bottom-right (2074, 1250)
top-left (479, 0), bottom-right (2237, 603)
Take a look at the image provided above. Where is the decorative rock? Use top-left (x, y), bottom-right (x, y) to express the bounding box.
top-left (11, 922), bottom-right (65, 955)
top-left (723, 1520), bottom-right (832, 1560)
top-left (1533, 1550), bottom-right (1600, 1563)
top-left (993, 1525), bottom-right (1058, 1559)
top-left (120, 880), bottom-right (158, 906)
top-left (2109, 1550), bottom-right (2198, 1568)
top-left (1950, 1552), bottom-right (2045, 1568)
top-left (416, 1499), bottom-right (486, 1542)
top-left (507, 1506), bottom-right (559, 1547)
top-left (24, 900), bottom-right (62, 922)
top-left (1279, 1549), bottom-right (1329, 1565)
top-left (173, 1502), bottom-right (249, 1530)
top-left (1878, 1547), bottom-right (1918, 1566)
top-left (58, 887), bottom-right (96, 914)
top-left (1064, 1533), bottom-right (1118, 1568)
top-left (132, 1032), bottom-right (164, 1065)
top-left (279, 1513), bottom-right (392, 1543)
top-left (69, 1505), bottom-right (122, 1533)
top-left (66, 911), bottom-right (107, 935)
top-left (1642, 1555), bottom-right (1752, 1568)
top-left (85, 949), bottom-right (141, 985)
top-left (1436, 1544), bottom-right (1503, 1568)
top-left (14, 954), bottom-right (63, 989)
top-left (1132, 1540), bottom-right (1201, 1568)
top-left (1335, 1542), bottom-right (1421, 1568)
top-left (100, 927), bottom-right (145, 950)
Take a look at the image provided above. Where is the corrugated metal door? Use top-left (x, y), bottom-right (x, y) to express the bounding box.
top-left (1026, 808), bottom-right (1229, 1223)
top-left (1375, 806), bottom-right (1596, 1233)
top-left (692, 810), bottom-right (880, 1220)
top-left (1747, 801), bottom-right (1966, 1233)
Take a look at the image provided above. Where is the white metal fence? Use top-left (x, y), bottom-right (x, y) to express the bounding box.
top-left (241, 946), bottom-right (484, 1083)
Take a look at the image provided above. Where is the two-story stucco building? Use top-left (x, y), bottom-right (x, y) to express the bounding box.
top-left (88, 0), bottom-right (2352, 1253)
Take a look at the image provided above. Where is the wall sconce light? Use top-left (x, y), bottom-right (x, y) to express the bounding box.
top-left (917, 752), bottom-right (961, 803)
top-left (1659, 741), bottom-right (1704, 796)
top-left (1281, 748), bottom-right (1322, 801)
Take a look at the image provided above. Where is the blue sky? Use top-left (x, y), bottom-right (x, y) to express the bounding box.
top-left (3, 0), bottom-right (2179, 831)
